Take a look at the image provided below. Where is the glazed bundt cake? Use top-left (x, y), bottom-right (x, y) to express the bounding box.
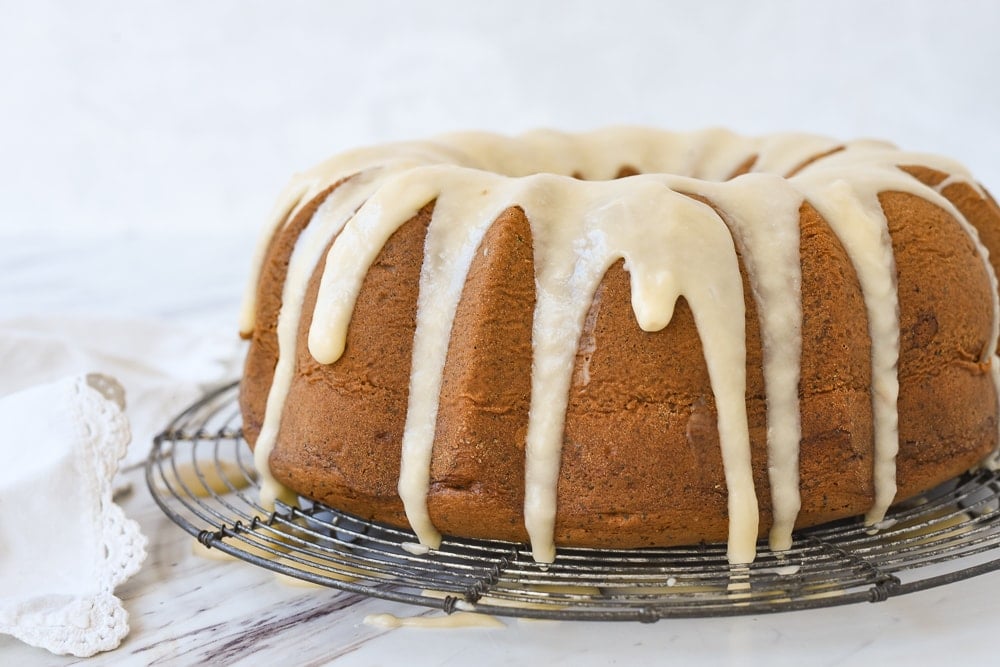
top-left (238, 128), bottom-right (1000, 564)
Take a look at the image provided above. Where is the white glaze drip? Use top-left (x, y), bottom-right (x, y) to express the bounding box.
top-left (364, 611), bottom-right (504, 629)
top-left (240, 143), bottom-right (477, 334)
top-left (252, 167), bottom-right (424, 506)
top-left (667, 174), bottom-right (805, 551)
top-left (517, 176), bottom-right (755, 563)
top-left (243, 128), bottom-right (1000, 565)
top-left (396, 171), bottom-right (517, 548)
top-left (794, 175), bottom-right (902, 524)
top-left (308, 167), bottom-right (443, 364)
top-left (792, 146), bottom-right (1000, 524)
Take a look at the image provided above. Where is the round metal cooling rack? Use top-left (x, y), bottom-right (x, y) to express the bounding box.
top-left (147, 381), bottom-right (1000, 621)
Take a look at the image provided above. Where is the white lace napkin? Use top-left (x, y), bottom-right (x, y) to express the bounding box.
top-left (0, 315), bottom-right (240, 468)
top-left (0, 374), bottom-right (147, 657)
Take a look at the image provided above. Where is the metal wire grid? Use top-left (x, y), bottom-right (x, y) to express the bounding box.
top-left (146, 381), bottom-right (1000, 621)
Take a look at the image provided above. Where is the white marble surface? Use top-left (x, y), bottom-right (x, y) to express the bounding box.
top-left (3, 1), bottom-right (1000, 663)
top-left (1, 402), bottom-right (999, 666)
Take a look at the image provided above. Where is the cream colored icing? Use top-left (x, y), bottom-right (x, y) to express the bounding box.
top-left (364, 611), bottom-right (505, 629)
top-left (402, 542), bottom-right (432, 556)
top-left (162, 461), bottom-right (253, 498)
top-left (242, 127), bottom-right (1000, 565)
top-left (791, 148), bottom-right (1000, 524)
top-left (666, 173), bottom-right (804, 552)
top-left (250, 170), bottom-right (389, 507)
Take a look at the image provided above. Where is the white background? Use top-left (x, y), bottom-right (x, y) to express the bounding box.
top-left (2, 0), bottom-right (999, 239)
top-left (3, 1), bottom-right (1000, 664)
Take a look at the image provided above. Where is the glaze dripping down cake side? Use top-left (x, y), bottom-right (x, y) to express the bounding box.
top-left (238, 128), bottom-right (1000, 564)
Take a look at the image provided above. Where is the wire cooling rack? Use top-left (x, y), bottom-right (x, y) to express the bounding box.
top-left (146, 381), bottom-right (1000, 620)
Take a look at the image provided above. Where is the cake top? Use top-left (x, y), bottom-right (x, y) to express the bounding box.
top-left (242, 128), bottom-right (999, 564)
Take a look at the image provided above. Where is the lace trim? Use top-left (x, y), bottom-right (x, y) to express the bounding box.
top-left (0, 375), bottom-right (147, 657)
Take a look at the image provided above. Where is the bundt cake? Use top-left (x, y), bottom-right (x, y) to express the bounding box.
top-left (238, 128), bottom-right (1000, 564)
